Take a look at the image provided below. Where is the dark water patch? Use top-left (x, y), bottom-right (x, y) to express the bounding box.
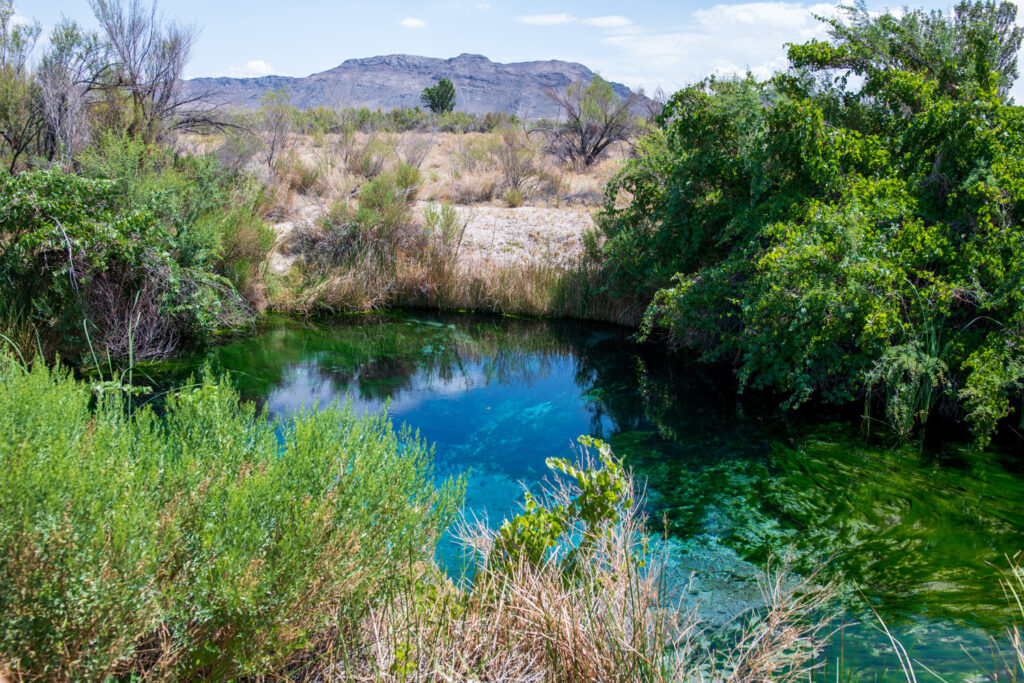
top-left (146, 312), bottom-right (1024, 679)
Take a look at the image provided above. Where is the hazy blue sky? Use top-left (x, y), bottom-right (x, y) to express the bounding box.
top-left (21, 0), bottom-right (1023, 98)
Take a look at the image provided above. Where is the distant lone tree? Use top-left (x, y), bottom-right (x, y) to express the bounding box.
top-left (543, 75), bottom-right (640, 169)
top-left (420, 78), bottom-right (456, 113)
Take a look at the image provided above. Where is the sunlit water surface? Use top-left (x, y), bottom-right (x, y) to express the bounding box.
top-left (149, 312), bottom-right (1024, 680)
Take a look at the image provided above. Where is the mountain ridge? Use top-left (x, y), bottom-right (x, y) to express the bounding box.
top-left (182, 53), bottom-right (639, 119)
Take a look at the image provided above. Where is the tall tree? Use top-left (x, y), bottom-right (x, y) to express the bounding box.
top-left (599, 2), bottom-right (1024, 443)
top-left (37, 20), bottom-right (104, 165)
top-left (420, 78), bottom-right (456, 113)
top-left (89, 0), bottom-right (201, 142)
top-left (790, 0), bottom-right (1024, 101)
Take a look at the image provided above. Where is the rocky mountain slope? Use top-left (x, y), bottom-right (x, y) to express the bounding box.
top-left (183, 53), bottom-right (638, 118)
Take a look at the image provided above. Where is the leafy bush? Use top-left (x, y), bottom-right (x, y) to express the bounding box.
top-left (0, 355), bottom-right (463, 679)
top-left (599, 2), bottom-right (1024, 444)
top-left (495, 436), bottom-right (634, 570)
top-left (78, 132), bottom-right (271, 282)
top-left (0, 169), bottom-right (250, 360)
top-left (200, 203), bottom-right (275, 294)
top-left (355, 162), bottom-right (422, 244)
top-left (504, 187), bottom-right (524, 207)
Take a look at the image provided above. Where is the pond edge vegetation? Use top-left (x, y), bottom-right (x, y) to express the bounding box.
top-left (3, 0), bottom-right (1024, 677)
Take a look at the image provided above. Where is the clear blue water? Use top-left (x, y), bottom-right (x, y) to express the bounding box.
top-left (148, 311), bottom-right (1024, 680)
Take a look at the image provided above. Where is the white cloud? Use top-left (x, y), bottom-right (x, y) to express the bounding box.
top-left (581, 15), bottom-right (632, 29)
top-left (227, 60), bottom-right (276, 77)
top-left (400, 16), bottom-right (426, 28)
top-left (518, 13), bottom-right (636, 31)
top-left (474, 1), bottom-right (492, 9)
top-left (517, 13), bottom-right (576, 26)
top-left (590, 2), bottom-right (839, 92)
top-left (11, 10), bottom-right (33, 27)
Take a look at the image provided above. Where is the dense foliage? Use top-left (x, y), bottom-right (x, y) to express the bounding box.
top-left (0, 355), bottom-right (463, 678)
top-left (0, 0), bottom-right (278, 362)
top-left (0, 136), bottom-right (272, 360)
top-left (598, 1), bottom-right (1024, 443)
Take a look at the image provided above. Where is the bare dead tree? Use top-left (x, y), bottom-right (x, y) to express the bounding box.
top-left (89, 0), bottom-right (204, 142)
top-left (644, 86), bottom-right (669, 121)
top-left (542, 75), bottom-right (641, 170)
top-left (37, 21), bottom-right (104, 166)
top-left (258, 88), bottom-right (292, 173)
top-left (398, 132), bottom-right (434, 170)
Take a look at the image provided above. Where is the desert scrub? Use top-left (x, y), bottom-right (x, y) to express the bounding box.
top-left (0, 355), bottom-right (463, 679)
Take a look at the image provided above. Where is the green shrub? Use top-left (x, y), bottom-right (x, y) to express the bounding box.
top-left (0, 169), bottom-right (249, 360)
top-left (78, 133), bottom-right (234, 255)
top-left (0, 355), bottom-right (463, 679)
top-left (496, 436), bottom-right (633, 571)
top-left (599, 3), bottom-right (1024, 443)
top-left (391, 160), bottom-right (421, 199)
top-left (204, 204), bottom-right (276, 291)
top-left (355, 162), bottom-right (421, 244)
top-left (345, 134), bottom-right (387, 178)
top-left (504, 187), bottom-right (524, 207)
top-left (77, 131), bottom-right (270, 287)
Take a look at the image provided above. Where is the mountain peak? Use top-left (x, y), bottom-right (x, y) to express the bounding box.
top-left (450, 53), bottom-right (490, 63)
top-left (183, 53), bottom-right (638, 118)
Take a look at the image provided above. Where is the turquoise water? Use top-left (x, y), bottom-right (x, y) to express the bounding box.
top-left (148, 312), bottom-right (1024, 679)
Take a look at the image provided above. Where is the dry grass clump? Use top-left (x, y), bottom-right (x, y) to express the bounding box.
top-left (1001, 552), bottom-right (1024, 677)
top-left (278, 152), bottom-right (326, 196)
top-left (350, 520), bottom-right (690, 680)
top-left (722, 561), bottom-right (837, 682)
top-left (404, 256), bottom-right (583, 317)
top-left (345, 133), bottom-right (392, 179)
top-left (448, 175), bottom-right (499, 204)
top-left (293, 262), bottom-right (396, 313)
top-left (492, 126), bottom-right (543, 195)
top-left (304, 446), bottom-right (838, 682)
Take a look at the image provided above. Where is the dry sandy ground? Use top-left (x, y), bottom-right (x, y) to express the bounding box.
top-left (438, 203), bottom-right (595, 268)
top-left (267, 202), bottom-right (596, 275)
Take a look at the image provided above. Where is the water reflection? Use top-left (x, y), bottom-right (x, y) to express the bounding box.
top-left (148, 311), bottom-right (1024, 679)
